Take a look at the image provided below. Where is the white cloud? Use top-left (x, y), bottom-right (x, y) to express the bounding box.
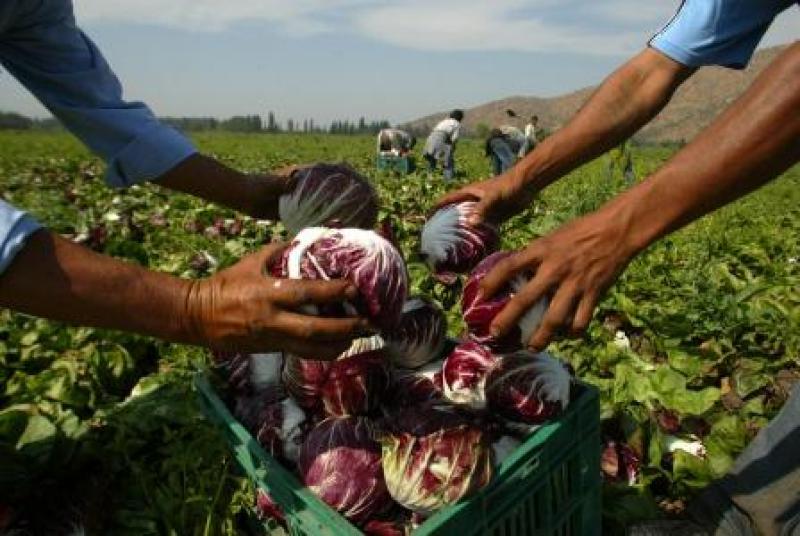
top-left (585, 2), bottom-right (678, 26)
top-left (351, 0), bottom-right (674, 56)
top-left (74, 0), bottom-right (796, 55)
top-left (74, 0), bottom-right (370, 34)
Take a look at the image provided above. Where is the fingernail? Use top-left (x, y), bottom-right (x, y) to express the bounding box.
top-left (489, 326), bottom-right (500, 337)
top-left (345, 285), bottom-right (358, 299)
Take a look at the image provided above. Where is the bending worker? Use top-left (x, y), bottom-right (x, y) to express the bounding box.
top-left (377, 127), bottom-right (416, 156)
top-left (422, 109), bottom-right (464, 181)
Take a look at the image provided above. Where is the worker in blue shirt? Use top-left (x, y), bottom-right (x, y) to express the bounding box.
top-left (0, 0), bottom-right (369, 359)
top-left (438, 1), bottom-right (799, 534)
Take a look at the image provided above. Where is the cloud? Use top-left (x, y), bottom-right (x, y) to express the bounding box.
top-left (74, 0), bottom-right (796, 55)
top-left (351, 0), bottom-right (678, 56)
top-left (74, 0), bottom-right (370, 34)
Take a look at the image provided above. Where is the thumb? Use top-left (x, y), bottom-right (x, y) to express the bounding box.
top-left (469, 195), bottom-right (494, 226)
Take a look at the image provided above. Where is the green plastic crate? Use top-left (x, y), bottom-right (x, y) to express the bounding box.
top-left (376, 153), bottom-right (415, 174)
top-left (195, 373), bottom-right (601, 535)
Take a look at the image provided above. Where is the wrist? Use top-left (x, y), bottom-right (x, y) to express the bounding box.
top-left (177, 278), bottom-right (212, 347)
top-left (244, 173), bottom-right (286, 220)
top-left (503, 166), bottom-right (538, 210)
top-left (599, 180), bottom-right (666, 258)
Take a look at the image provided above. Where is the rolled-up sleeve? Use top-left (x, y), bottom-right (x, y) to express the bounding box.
top-left (0, 200), bottom-right (42, 275)
top-left (0, 0), bottom-right (196, 187)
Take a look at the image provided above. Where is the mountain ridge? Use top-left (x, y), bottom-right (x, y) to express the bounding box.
top-left (400, 45), bottom-right (790, 143)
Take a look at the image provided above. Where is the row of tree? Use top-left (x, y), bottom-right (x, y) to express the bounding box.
top-left (0, 112), bottom-right (61, 130)
top-left (1, 110), bottom-right (392, 135)
top-left (163, 113), bottom-right (392, 134)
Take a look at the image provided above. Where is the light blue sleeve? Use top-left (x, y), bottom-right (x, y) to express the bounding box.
top-left (0, 200), bottom-right (42, 275)
top-left (0, 0), bottom-right (196, 187)
top-left (650, 0), bottom-right (797, 69)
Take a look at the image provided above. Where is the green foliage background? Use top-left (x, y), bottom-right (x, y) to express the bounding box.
top-left (0, 131), bottom-right (798, 534)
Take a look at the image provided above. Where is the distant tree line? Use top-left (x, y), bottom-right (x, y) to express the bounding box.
top-left (329, 118), bottom-right (391, 135)
top-left (1, 110), bottom-right (391, 135)
top-left (0, 111), bottom-right (61, 130)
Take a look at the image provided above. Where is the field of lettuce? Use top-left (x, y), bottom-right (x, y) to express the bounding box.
top-left (1, 130), bottom-right (798, 535)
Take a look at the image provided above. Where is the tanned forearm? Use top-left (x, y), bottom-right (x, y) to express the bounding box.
top-left (0, 230), bottom-right (194, 344)
top-left (611, 43), bottom-right (800, 256)
top-left (155, 153), bottom-right (289, 219)
top-left (515, 48), bottom-right (693, 191)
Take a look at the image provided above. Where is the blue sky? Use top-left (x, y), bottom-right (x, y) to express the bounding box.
top-left (1, 1), bottom-right (797, 125)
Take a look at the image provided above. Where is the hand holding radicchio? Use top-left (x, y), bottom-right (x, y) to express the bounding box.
top-left (462, 251), bottom-right (548, 352)
top-left (385, 297), bottom-right (447, 369)
top-left (273, 227), bottom-right (408, 331)
top-left (278, 163), bottom-right (379, 236)
top-left (298, 417), bottom-right (393, 524)
top-left (420, 202), bottom-right (498, 284)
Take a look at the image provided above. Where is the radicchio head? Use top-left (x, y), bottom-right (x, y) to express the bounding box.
top-left (298, 416), bottom-right (393, 524)
top-left (274, 227), bottom-right (408, 330)
top-left (420, 202), bottom-right (498, 284)
top-left (278, 163), bottom-right (379, 236)
top-left (462, 251), bottom-right (548, 352)
top-left (485, 351), bottom-right (571, 424)
top-left (385, 297), bottom-right (447, 369)
top-left (441, 340), bottom-right (500, 410)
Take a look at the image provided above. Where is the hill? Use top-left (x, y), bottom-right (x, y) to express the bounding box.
top-left (401, 45), bottom-right (788, 143)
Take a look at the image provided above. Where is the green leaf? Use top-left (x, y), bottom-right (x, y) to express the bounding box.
top-left (651, 367), bottom-right (720, 416)
top-left (672, 450), bottom-right (714, 491)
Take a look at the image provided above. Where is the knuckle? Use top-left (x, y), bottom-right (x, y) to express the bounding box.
top-left (299, 318), bottom-right (315, 339)
top-left (292, 284), bottom-right (309, 304)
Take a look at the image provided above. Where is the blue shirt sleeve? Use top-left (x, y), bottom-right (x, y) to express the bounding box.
top-left (650, 0), bottom-right (797, 69)
top-left (0, 0), bottom-right (196, 188)
top-left (0, 200), bottom-right (42, 275)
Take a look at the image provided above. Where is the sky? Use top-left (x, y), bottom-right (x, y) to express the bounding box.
top-left (1, 1), bottom-right (797, 125)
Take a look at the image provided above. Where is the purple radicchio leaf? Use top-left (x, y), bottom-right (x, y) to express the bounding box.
top-left (388, 359), bottom-right (445, 409)
top-left (420, 202), bottom-right (498, 284)
top-left (298, 416), bottom-right (393, 524)
top-left (275, 227), bottom-right (408, 330)
top-left (441, 340), bottom-right (500, 410)
top-left (283, 336), bottom-right (390, 418)
top-left (485, 351), bottom-right (572, 424)
top-left (385, 296), bottom-right (447, 369)
top-left (462, 251), bottom-right (548, 352)
top-left (379, 407), bottom-right (493, 515)
top-left (278, 163), bottom-right (379, 236)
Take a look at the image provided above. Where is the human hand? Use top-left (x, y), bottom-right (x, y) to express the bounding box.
top-left (183, 242), bottom-right (372, 358)
top-left (480, 205), bottom-right (639, 350)
top-left (435, 169), bottom-right (534, 226)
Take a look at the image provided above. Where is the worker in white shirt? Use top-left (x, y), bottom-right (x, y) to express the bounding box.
top-left (422, 109), bottom-right (464, 181)
top-left (377, 128), bottom-right (416, 156)
top-left (522, 115), bottom-right (539, 157)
